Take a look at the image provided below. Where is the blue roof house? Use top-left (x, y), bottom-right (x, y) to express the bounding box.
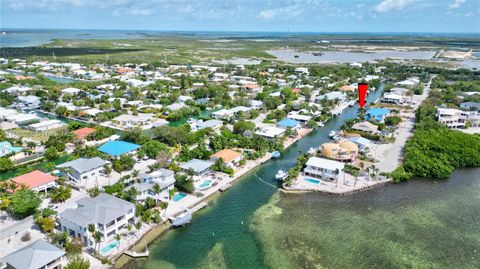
top-left (0, 141), bottom-right (23, 157)
top-left (277, 118), bottom-right (300, 130)
top-left (364, 108), bottom-right (391, 122)
top-left (98, 141), bottom-right (140, 157)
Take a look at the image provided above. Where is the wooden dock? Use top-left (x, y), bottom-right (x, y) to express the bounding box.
top-left (124, 250), bottom-right (149, 258)
top-left (189, 201), bottom-right (207, 213)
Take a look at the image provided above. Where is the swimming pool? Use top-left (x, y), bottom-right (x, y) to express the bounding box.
top-left (304, 178), bottom-right (321, 184)
top-left (172, 192), bottom-right (187, 202)
top-left (198, 179), bottom-right (213, 190)
top-left (100, 240), bottom-right (119, 254)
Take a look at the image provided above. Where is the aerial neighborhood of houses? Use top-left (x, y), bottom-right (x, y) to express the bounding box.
top-left (0, 57), bottom-right (479, 269)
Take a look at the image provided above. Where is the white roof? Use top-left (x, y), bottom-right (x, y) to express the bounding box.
top-left (287, 113), bottom-right (312, 121)
top-left (306, 157), bottom-right (345, 171)
top-left (61, 87), bottom-right (81, 94)
top-left (255, 125), bottom-right (285, 138)
top-left (383, 93), bottom-right (403, 100)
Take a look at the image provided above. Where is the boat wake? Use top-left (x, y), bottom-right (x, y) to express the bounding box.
top-left (253, 173), bottom-right (278, 189)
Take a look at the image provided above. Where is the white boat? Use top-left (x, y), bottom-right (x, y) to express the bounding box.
top-left (348, 100), bottom-right (355, 106)
top-left (328, 130), bottom-right (336, 138)
top-left (333, 135), bottom-right (341, 141)
top-left (275, 170), bottom-right (288, 180)
top-left (308, 147), bottom-right (317, 155)
top-left (172, 211), bottom-right (192, 227)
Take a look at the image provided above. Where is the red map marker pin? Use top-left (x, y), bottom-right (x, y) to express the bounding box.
top-left (358, 83), bottom-right (368, 108)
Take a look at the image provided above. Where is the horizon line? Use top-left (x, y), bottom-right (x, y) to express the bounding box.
top-left (1, 27), bottom-right (479, 35)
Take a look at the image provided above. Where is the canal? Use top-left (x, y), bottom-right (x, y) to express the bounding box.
top-left (120, 87), bottom-right (386, 268)
top-left (121, 84), bottom-right (480, 269)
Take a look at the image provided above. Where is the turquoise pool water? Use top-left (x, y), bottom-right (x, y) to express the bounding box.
top-left (304, 178), bottom-right (321, 184)
top-left (100, 240), bottom-right (119, 254)
top-left (172, 192), bottom-right (187, 202)
top-left (198, 179), bottom-right (213, 190)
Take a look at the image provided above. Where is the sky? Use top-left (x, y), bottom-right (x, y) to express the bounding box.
top-left (1, 0), bottom-right (479, 33)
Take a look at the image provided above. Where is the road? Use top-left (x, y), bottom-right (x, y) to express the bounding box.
top-left (376, 76), bottom-right (434, 172)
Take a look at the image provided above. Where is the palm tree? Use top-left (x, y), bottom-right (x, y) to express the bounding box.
top-left (152, 183), bottom-right (161, 201)
top-left (93, 231), bottom-right (102, 253)
top-left (87, 224), bottom-right (96, 248)
top-left (135, 221), bottom-right (142, 238)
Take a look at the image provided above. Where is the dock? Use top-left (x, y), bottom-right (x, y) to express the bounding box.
top-left (124, 244), bottom-right (149, 258)
top-left (189, 201), bottom-right (207, 213)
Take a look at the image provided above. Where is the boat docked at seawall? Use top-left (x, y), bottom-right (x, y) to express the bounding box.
top-left (172, 210), bottom-right (192, 227)
top-left (272, 150), bottom-right (281, 158)
top-left (275, 170), bottom-right (288, 181)
top-left (328, 130), bottom-right (336, 138)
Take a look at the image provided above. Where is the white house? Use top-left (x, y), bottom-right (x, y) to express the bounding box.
top-left (2, 239), bottom-right (66, 269)
top-left (436, 108), bottom-right (469, 129)
top-left (255, 124), bottom-right (286, 139)
top-left (57, 157), bottom-right (107, 183)
top-left (303, 157), bottom-right (345, 181)
top-left (59, 193), bottom-right (135, 246)
top-left (287, 113), bottom-right (312, 124)
top-left (382, 93), bottom-right (405, 105)
top-left (16, 95), bottom-right (41, 109)
top-left (111, 113), bottom-right (155, 129)
top-left (28, 119), bottom-right (66, 132)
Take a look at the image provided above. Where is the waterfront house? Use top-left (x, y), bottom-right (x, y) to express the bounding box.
top-left (16, 95), bottom-right (41, 109)
top-left (255, 124), bottom-right (286, 139)
top-left (59, 193), bottom-right (135, 246)
top-left (61, 87), bottom-right (82, 95)
top-left (98, 140), bottom-right (140, 157)
top-left (352, 121), bottom-right (379, 134)
top-left (5, 113), bottom-right (39, 125)
top-left (304, 157), bottom-right (345, 181)
top-left (72, 127), bottom-right (96, 140)
top-left (111, 113), bottom-right (156, 129)
top-left (2, 239), bottom-right (66, 269)
top-left (316, 91), bottom-right (346, 102)
top-left (196, 119), bottom-right (224, 131)
top-left (10, 170), bottom-right (57, 193)
top-left (277, 118), bottom-right (300, 130)
top-left (210, 149), bottom-right (243, 168)
top-left (5, 85), bottom-right (31, 95)
top-left (382, 93), bottom-right (405, 105)
top-left (126, 183), bottom-right (162, 202)
top-left (27, 119), bottom-right (66, 132)
top-left (138, 169), bottom-right (175, 200)
top-left (166, 102), bottom-right (187, 111)
top-left (321, 141), bottom-right (358, 162)
top-left (0, 141), bottom-right (23, 157)
top-left (364, 108), bottom-right (391, 123)
top-left (179, 159), bottom-right (214, 177)
top-left (212, 109), bottom-right (233, 120)
top-left (287, 113), bottom-right (312, 124)
top-left (56, 157), bottom-right (107, 183)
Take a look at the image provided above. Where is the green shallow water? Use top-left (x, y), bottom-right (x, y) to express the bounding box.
top-left (121, 86), bottom-right (480, 269)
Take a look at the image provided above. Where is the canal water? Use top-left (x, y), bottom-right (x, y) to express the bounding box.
top-left (121, 86), bottom-right (480, 269)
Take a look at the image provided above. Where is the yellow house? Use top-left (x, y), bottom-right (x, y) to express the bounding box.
top-left (321, 141), bottom-right (358, 162)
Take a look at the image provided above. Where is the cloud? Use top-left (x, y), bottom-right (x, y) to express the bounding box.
top-left (128, 8), bottom-right (153, 16)
top-left (374, 0), bottom-right (415, 12)
top-left (448, 0), bottom-right (467, 9)
top-left (257, 5), bottom-right (303, 20)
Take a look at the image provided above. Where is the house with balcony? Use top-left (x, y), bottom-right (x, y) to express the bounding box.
top-left (436, 108), bottom-right (469, 129)
top-left (56, 157), bottom-right (107, 184)
top-left (303, 157), bottom-right (345, 181)
top-left (58, 193), bottom-right (135, 246)
top-left (2, 239), bottom-right (66, 269)
top-left (10, 170), bottom-right (57, 193)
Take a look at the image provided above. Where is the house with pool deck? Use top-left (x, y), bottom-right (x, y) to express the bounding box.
top-left (303, 157), bottom-right (345, 181)
top-left (364, 108), bottom-right (391, 123)
top-left (58, 193), bottom-right (135, 246)
top-left (179, 159), bottom-right (214, 179)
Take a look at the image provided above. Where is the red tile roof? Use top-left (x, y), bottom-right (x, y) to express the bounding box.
top-left (11, 170), bottom-right (57, 190)
top-left (291, 88), bottom-right (301, 93)
top-left (73, 127), bottom-right (96, 140)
